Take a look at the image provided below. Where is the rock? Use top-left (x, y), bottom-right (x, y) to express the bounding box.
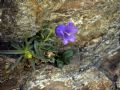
top-left (39, 82), bottom-right (73, 90)
top-left (117, 76), bottom-right (120, 89)
top-left (99, 52), bottom-right (120, 77)
top-left (0, 78), bottom-right (18, 90)
top-left (0, 0), bottom-right (120, 89)
top-left (22, 0), bottom-right (120, 89)
top-left (24, 66), bottom-right (112, 90)
top-left (48, 0), bottom-right (120, 44)
top-left (0, 0), bottom-right (120, 42)
top-left (97, 52), bottom-right (120, 89)
top-left (0, 0), bottom-right (64, 41)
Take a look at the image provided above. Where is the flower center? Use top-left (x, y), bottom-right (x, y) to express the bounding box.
top-left (64, 31), bottom-right (71, 36)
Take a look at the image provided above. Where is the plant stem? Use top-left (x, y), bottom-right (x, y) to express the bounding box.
top-left (44, 29), bottom-right (53, 42)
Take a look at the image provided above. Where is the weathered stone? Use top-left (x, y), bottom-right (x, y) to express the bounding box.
top-left (49, 0), bottom-right (120, 44)
top-left (98, 52), bottom-right (120, 89)
top-left (33, 82), bottom-right (73, 90)
top-left (99, 52), bottom-right (120, 76)
top-left (0, 0), bottom-right (120, 42)
top-left (117, 76), bottom-right (120, 89)
top-left (24, 66), bottom-right (112, 90)
top-left (0, 0), bottom-right (64, 41)
top-left (0, 78), bottom-right (18, 90)
top-left (0, 0), bottom-right (120, 89)
top-left (22, 17), bottom-right (120, 89)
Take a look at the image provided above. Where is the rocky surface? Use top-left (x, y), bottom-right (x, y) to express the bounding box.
top-left (0, 0), bottom-right (64, 41)
top-left (0, 0), bottom-right (120, 90)
top-left (25, 66), bottom-right (112, 90)
top-left (1, 33), bottom-right (117, 90)
top-left (0, 0), bottom-right (119, 41)
top-left (23, 0), bottom-right (120, 90)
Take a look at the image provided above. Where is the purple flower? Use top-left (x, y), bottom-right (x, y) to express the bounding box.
top-left (55, 22), bottom-right (78, 45)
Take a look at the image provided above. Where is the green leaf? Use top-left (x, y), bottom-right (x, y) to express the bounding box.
top-left (40, 42), bottom-right (56, 52)
top-left (63, 58), bottom-right (70, 65)
top-left (41, 33), bottom-right (44, 39)
top-left (0, 50), bottom-right (24, 54)
top-left (56, 60), bottom-right (64, 68)
top-left (11, 56), bottom-right (23, 70)
top-left (63, 49), bottom-right (73, 59)
top-left (34, 41), bottom-right (39, 53)
top-left (32, 44), bottom-right (47, 62)
top-left (36, 52), bottom-right (48, 62)
top-left (11, 43), bottom-right (21, 50)
top-left (34, 42), bottom-right (46, 60)
top-left (24, 33), bottom-right (29, 44)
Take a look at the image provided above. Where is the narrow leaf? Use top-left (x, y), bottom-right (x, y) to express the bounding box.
top-left (11, 43), bottom-right (21, 49)
top-left (34, 41), bottom-right (39, 53)
top-left (11, 56), bottom-right (23, 70)
top-left (0, 50), bottom-right (24, 54)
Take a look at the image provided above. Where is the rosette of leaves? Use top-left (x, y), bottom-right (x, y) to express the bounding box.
top-left (0, 36), bottom-right (36, 70)
top-left (31, 23), bottom-right (57, 62)
top-left (0, 24), bottom-right (56, 71)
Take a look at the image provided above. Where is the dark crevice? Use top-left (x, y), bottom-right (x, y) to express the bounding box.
top-left (0, 40), bottom-right (11, 50)
top-left (0, 0), bottom-right (4, 8)
top-left (96, 52), bottom-right (120, 90)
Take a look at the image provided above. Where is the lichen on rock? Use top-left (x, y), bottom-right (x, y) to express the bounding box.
top-left (25, 66), bottom-right (112, 90)
top-left (0, 0), bottom-right (120, 90)
top-left (0, 0), bottom-right (64, 41)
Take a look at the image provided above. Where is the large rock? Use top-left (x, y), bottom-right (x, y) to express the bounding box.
top-left (0, 0), bottom-right (64, 41)
top-left (0, 0), bottom-right (120, 90)
top-left (24, 66), bottom-right (112, 90)
top-left (22, 0), bottom-right (120, 90)
top-left (0, 0), bottom-right (120, 42)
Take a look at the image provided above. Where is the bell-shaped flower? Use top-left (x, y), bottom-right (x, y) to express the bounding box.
top-left (55, 22), bottom-right (78, 45)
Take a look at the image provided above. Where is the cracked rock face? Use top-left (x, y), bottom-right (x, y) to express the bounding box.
top-left (25, 66), bottom-right (112, 90)
top-left (0, 0), bottom-right (120, 90)
top-left (21, 0), bottom-right (120, 90)
top-left (0, 0), bottom-right (120, 42)
top-left (0, 0), bottom-right (64, 41)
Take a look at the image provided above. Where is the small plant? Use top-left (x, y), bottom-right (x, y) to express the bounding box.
top-left (0, 21), bottom-right (78, 71)
top-left (55, 49), bottom-right (73, 68)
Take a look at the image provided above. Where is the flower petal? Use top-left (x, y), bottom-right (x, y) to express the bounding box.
top-left (55, 22), bottom-right (78, 45)
top-left (63, 38), bottom-right (68, 45)
top-left (65, 22), bottom-right (78, 34)
top-left (67, 22), bottom-right (74, 26)
top-left (65, 35), bottom-right (76, 42)
top-left (55, 24), bottom-right (65, 38)
top-left (64, 34), bottom-right (76, 43)
top-left (69, 35), bottom-right (76, 42)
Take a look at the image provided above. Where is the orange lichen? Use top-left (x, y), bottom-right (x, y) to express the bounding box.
top-left (26, 0), bottom-right (43, 24)
top-left (28, 0), bottom-right (42, 16)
